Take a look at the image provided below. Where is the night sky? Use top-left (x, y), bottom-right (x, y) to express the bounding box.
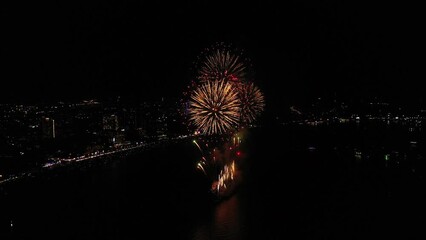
top-left (1, 0), bottom-right (422, 107)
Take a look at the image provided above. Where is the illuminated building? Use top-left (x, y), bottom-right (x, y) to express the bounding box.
top-left (103, 114), bottom-right (119, 131)
top-left (102, 114), bottom-right (125, 146)
top-left (41, 117), bottom-right (55, 139)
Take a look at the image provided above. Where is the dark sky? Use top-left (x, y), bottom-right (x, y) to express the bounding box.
top-left (1, 0), bottom-right (422, 107)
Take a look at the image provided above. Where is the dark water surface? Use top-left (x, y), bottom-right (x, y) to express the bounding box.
top-left (1, 121), bottom-right (425, 239)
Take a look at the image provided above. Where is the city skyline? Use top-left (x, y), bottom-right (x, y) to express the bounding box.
top-left (1, 2), bottom-right (425, 238)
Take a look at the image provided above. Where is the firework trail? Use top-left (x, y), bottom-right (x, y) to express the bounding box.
top-left (193, 140), bottom-right (203, 153)
top-left (197, 162), bottom-right (207, 176)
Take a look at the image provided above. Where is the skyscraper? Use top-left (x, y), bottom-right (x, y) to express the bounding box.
top-left (41, 117), bottom-right (55, 139)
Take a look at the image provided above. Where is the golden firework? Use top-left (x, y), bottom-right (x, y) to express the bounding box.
top-left (189, 80), bottom-right (241, 135)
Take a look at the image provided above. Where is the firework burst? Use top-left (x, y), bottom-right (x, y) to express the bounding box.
top-left (239, 82), bottom-right (265, 124)
top-left (184, 44), bottom-right (265, 199)
top-left (198, 48), bottom-right (248, 83)
top-left (189, 80), bottom-right (241, 135)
